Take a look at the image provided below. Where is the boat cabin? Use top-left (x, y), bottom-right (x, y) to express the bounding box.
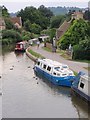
top-left (15, 41), bottom-right (28, 51)
top-left (78, 75), bottom-right (90, 96)
top-left (35, 59), bottom-right (74, 77)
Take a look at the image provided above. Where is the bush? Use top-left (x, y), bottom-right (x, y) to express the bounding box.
top-left (2, 30), bottom-right (22, 45)
top-left (4, 18), bottom-right (14, 29)
top-left (72, 44), bottom-right (90, 60)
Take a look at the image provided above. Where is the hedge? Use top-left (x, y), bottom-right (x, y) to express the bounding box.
top-left (72, 44), bottom-right (90, 60)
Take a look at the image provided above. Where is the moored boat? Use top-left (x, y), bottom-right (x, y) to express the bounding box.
top-left (34, 58), bottom-right (75, 87)
top-left (15, 41), bottom-right (28, 52)
top-left (71, 71), bottom-right (90, 103)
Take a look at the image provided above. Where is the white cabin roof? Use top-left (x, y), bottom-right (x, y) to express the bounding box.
top-left (80, 74), bottom-right (90, 82)
top-left (38, 59), bottom-right (68, 68)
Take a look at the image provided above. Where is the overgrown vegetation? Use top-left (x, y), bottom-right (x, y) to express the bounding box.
top-left (58, 19), bottom-right (90, 60)
top-left (17, 5), bottom-right (53, 32)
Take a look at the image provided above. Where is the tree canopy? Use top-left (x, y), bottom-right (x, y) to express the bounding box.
top-left (17, 5), bottom-right (53, 30)
top-left (50, 15), bottom-right (65, 28)
top-left (2, 5), bottom-right (10, 17)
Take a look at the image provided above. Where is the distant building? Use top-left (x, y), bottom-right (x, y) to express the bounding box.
top-left (71, 12), bottom-right (83, 20)
top-left (0, 17), bottom-right (6, 30)
top-left (88, 1), bottom-right (90, 11)
top-left (10, 17), bottom-right (22, 28)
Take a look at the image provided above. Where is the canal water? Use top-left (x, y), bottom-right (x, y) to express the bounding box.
top-left (0, 46), bottom-right (89, 118)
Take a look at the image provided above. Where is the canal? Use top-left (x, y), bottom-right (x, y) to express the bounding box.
top-left (0, 46), bottom-right (89, 118)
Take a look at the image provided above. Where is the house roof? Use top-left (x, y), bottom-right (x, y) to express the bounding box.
top-left (10, 17), bottom-right (22, 26)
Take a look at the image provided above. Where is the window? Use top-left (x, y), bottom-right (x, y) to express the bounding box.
top-left (37, 62), bottom-right (40, 66)
top-left (57, 73), bottom-right (60, 76)
top-left (62, 66), bottom-right (68, 69)
top-left (54, 67), bottom-right (60, 71)
top-left (80, 82), bottom-right (84, 89)
top-left (47, 66), bottom-right (51, 71)
top-left (43, 64), bottom-right (46, 69)
top-left (53, 72), bottom-right (56, 75)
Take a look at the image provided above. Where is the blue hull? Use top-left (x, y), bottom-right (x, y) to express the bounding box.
top-left (34, 66), bottom-right (75, 87)
top-left (71, 86), bottom-right (90, 103)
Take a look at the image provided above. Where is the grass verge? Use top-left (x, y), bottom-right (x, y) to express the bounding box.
top-left (42, 47), bottom-right (52, 52)
top-left (29, 49), bottom-right (45, 59)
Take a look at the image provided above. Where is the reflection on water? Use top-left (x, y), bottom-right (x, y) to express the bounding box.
top-left (35, 71), bottom-right (71, 97)
top-left (71, 95), bottom-right (89, 119)
top-left (1, 46), bottom-right (89, 118)
top-left (2, 45), bottom-right (15, 56)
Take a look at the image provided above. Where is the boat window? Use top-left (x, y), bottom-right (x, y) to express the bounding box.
top-left (43, 64), bottom-right (47, 69)
top-left (57, 73), bottom-right (60, 76)
top-left (37, 61), bottom-right (40, 66)
top-left (80, 82), bottom-right (84, 89)
top-left (47, 66), bottom-right (51, 71)
top-left (54, 67), bottom-right (60, 71)
top-left (40, 63), bottom-right (42, 67)
top-left (62, 74), bottom-right (67, 76)
top-left (62, 66), bottom-right (68, 69)
top-left (53, 72), bottom-right (56, 75)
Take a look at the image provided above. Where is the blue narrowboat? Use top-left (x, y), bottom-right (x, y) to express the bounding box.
top-left (71, 71), bottom-right (90, 103)
top-left (34, 59), bottom-right (75, 87)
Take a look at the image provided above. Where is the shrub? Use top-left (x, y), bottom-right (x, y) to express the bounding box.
top-left (72, 44), bottom-right (90, 60)
top-left (2, 30), bottom-right (22, 45)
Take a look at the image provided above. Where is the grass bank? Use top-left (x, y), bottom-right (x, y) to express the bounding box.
top-left (29, 49), bottom-right (45, 59)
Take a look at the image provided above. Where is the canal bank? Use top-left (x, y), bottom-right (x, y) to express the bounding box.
top-left (27, 43), bottom-right (88, 75)
top-left (1, 46), bottom-right (89, 118)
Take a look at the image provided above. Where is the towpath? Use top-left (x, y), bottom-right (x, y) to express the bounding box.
top-left (31, 43), bottom-right (88, 75)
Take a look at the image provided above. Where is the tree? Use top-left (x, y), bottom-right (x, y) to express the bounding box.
top-left (31, 23), bottom-right (41, 34)
top-left (4, 18), bottom-right (14, 29)
top-left (17, 6), bottom-right (51, 30)
top-left (24, 20), bottom-right (31, 32)
top-left (50, 15), bottom-right (65, 28)
top-left (38, 5), bottom-right (53, 19)
top-left (2, 5), bottom-right (10, 17)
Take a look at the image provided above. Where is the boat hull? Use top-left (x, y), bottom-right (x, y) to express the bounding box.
top-left (34, 66), bottom-right (75, 87)
top-left (71, 86), bottom-right (90, 104)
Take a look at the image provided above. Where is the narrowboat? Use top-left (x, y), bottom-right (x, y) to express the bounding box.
top-left (34, 59), bottom-right (75, 87)
top-left (15, 41), bottom-right (28, 52)
top-left (71, 71), bottom-right (90, 103)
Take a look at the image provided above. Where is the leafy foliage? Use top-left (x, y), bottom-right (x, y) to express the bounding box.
top-left (4, 18), bottom-right (14, 29)
top-left (38, 5), bottom-right (53, 19)
top-left (73, 38), bottom-right (90, 60)
top-left (2, 30), bottom-right (22, 45)
top-left (2, 5), bottom-right (10, 17)
top-left (50, 15), bottom-right (65, 28)
top-left (58, 19), bottom-right (90, 50)
top-left (17, 6), bottom-right (53, 31)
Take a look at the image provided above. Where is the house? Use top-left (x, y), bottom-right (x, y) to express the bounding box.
top-left (10, 17), bottom-right (22, 28)
top-left (56, 20), bottom-right (71, 40)
top-left (71, 12), bottom-right (83, 20)
top-left (56, 12), bottom-right (83, 40)
top-left (0, 17), bottom-right (6, 30)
